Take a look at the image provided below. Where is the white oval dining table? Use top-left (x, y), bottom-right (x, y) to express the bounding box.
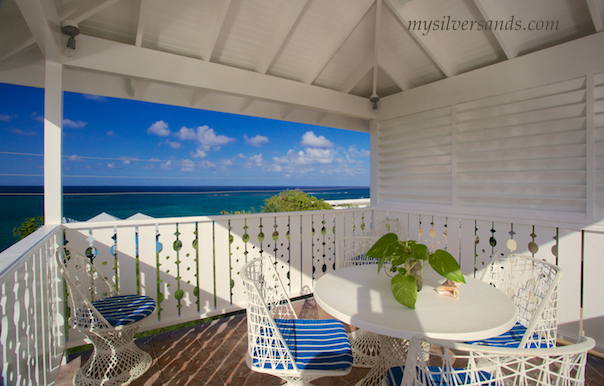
top-left (314, 265), bottom-right (518, 386)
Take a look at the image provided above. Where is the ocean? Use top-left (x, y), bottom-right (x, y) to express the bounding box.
top-left (0, 186), bottom-right (370, 253)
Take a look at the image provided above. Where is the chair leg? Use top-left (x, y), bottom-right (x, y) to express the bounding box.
top-left (349, 329), bottom-right (382, 368)
top-left (74, 327), bottom-right (152, 386)
top-left (354, 336), bottom-right (409, 386)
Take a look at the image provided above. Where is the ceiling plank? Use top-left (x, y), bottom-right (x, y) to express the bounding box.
top-left (472, 0), bottom-right (515, 59)
top-left (586, 0), bottom-right (604, 32)
top-left (66, 35), bottom-right (373, 119)
top-left (15, 0), bottom-right (62, 63)
top-left (135, 0), bottom-right (148, 47)
top-left (338, 55), bottom-right (374, 93)
top-left (372, 0), bottom-right (382, 98)
top-left (383, 0), bottom-right (455, 77)
top-left (202, 0), bottom-right (231, 61)
top-left (378, 50), bottom-right (412, 91)
top-left (255, 0), bottom-right (307, 74)
top-left (59, 0), bottom-right (121, 23)
top-left (301, 0), bottom-right (374, 84)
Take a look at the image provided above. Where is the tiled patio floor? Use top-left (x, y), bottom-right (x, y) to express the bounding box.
top-left (56, 297), bottom-right (604, 386)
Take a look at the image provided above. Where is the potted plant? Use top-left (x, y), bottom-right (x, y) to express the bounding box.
top-left (366, 233), bottom-right (465, 309)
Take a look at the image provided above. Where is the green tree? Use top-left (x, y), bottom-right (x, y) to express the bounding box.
top-left (261, 190), bottom-right (332, 212)
top-left (220, 208), bottom-right (257, 215)
top-left (13, 216), bottom-right (44, 240)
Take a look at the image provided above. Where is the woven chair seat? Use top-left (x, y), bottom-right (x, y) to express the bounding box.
top-left (386, 366), bottom-right (494, 386)
top-left (253, 319), bottom-right (353, 371)
top-left (465, 321), bottom-right (549, 349)
top-left (93, 294), bottom-right (157, 327)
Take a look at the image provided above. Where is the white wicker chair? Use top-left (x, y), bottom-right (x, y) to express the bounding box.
top-left (466, 251), bottom-right (563, 349)
top-left (241, 257), bottom-right (353, 385)
top-left (336, 218), bottom-right (403, 369)
top-left (57, 246), bottom-right (156, 386)
top-left (385, 334), bottom-right (595, 386)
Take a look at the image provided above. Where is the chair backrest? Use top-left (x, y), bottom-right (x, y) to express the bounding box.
top-left (368, 218), bottom-right (403, 238)
top-left (241, 257), bottom-right (298, 371)
top-left (56, 246), bottom-right (117, 330)
top-left (482, 251), bottom-right (563, 349)
top-left (402, 335), bottom-right (595, 386)
top-left (335, 236), bottom-right (380, 269)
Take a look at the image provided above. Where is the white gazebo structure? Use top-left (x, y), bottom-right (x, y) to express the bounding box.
top-left (1, 0), bottom-right (604, 384)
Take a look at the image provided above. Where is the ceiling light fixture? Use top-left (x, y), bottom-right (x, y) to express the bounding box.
top-left (61, 20), bottom-right (80, 56)
top-left (370, 94), bottom-right (379, 110)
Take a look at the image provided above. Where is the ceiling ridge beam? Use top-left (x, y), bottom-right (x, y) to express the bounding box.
top-left (135, 0), bottom-right (148, 47)
top-left (383, 0), bottom-right (455, 78)
top-left (586, 0), bottom-right (604, 32)
top-left (472, 0), bottom-right (515, 59)
top-left (300, 0), bottom-right (374, 84)
top-left (59, 0), bottom-right (121, 24)
top-left (378, 50), bottom-right (412, 91)
top-left (16, 0), bottom-right (62, 63)
top-left (255, 0), bottom-right (308, 74)
top-left (203, 0), bottom-right (231, 61)
top-left (66, 35), bottom-right (374, 119)
top-left (372, 0), bottom-right (382, 98)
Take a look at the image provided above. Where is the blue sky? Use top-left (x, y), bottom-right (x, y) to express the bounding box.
top-left (0, 83), bottom-right (370, 187)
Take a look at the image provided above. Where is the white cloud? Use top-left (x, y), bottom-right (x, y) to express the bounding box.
top-left (0, 114), bottom-right (13, 122)
top-left (11, 128), bottom-right (36, 136)
top-left (164, 139), bottom-right (181, 149)
top-left (161, 160), bottom-right (172, 169)
top-left (106, 131), bottom-right (117, 137)
top-left (348, 145), bottom-right (370, 157)
top-left (249, 154), bottom-right (265, 165)
top-left (31, 112), bottom-right (44, 123)
top-left (244, 134), bottom-right (269, 147)
top-left (181, 159), bottom-right (196, 172)
top-left (301, 131), bottom-right (333, 148)
top-left (275, 148), bottom-right (335, 165)
top-left (83, 94), bottom-right (107, 102)
top-left (63, 119), bottom-right (87, 129)
top-left (147, 120), bottom-right (171, 137)
top-left (66, 154), bottom-right (82, 161)
top-left (192, 149), bottom-right (207, 158)
top-left (175, 126), bottom-right (197, 140)
top-left (107, 162), bottom-right (118, 169)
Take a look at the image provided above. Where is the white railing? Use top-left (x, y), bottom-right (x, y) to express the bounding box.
top-left (2, 207), bottom-right (603, 384)
top-left (0, 225), bottom-right (64, 385)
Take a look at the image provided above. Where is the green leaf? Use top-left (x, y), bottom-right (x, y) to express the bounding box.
top-left (391, 274), bottom-right (418, 309)
top-left (366, 233), bottom-right (399, 259)
top-left (410, 243), bottom-right (429, 261)
top-left (429, 250), bottom-right (466, 283)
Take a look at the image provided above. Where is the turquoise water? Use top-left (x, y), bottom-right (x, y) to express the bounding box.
top-left (0, 186), bottom-right (369, 252)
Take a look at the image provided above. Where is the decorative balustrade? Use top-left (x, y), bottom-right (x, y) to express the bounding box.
top-left (1, 207), bottom-right (603, 384)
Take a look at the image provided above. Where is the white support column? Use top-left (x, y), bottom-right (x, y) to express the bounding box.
top-left (370, 119), bottom-right (379, 206)
top-left (44, 61), bottom-right (63, 225)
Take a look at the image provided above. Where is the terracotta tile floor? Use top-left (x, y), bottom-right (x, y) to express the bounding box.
top-left (56, 297), bottom-right (604, 386)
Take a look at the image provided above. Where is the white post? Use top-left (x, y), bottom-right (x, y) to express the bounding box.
top-left (44, 61), bottom-right (63, 225)
top-left (369, 119), bottom-right (378, 206)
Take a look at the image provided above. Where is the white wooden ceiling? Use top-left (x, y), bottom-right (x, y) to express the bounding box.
top-left (0, 0), bottom-right (602, 131)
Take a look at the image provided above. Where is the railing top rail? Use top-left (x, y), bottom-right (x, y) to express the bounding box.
top-left (0, 224), bottom-right (61, 278)
top-left (62, 207), bottom-right (371, 230)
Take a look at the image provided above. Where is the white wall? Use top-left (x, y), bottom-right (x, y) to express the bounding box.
top-left (375, 32), bottom-right (604, 350)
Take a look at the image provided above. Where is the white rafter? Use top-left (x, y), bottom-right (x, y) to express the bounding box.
top-left (473, 0), bottom-right (515, 59)
top-left (15, 0), bottom-right (62, 63)
top-left (372, 0), bottom-right (382, 98)
top-left (65, 35), bottom-right (373, 119)
top-left (202, 0), bottom-right (231, 61)
top-left (255, 0), bottom-right (307, 74)
top-left (378, 50), bottom-right (412, 91)
top-left (0, 34), bottom-right (36, 65)
top-left (338, 55), bottom-right (374, 93)
top-left (586, 0), bottom-right (604, 32)
top-left (135, 0), bottom-right (148, 47)
top-left (300, 0), bottom-right (374, 84)
top-left (383, 0), bottom-right (455, 77)
top-left (59, 0), bottom-right (122, 23)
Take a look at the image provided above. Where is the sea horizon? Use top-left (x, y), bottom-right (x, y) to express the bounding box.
top-left (0, 185), bottom-right (370, 252)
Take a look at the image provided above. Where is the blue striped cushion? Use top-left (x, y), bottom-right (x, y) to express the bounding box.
top-left (465, 322), bottom-right (549, 348)
top-left (253, 319), bottom-right (353, 371)
top-left (93, 294), bottom-right (156, 326)
top-left (386, 366), bottom-right (494, 386)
